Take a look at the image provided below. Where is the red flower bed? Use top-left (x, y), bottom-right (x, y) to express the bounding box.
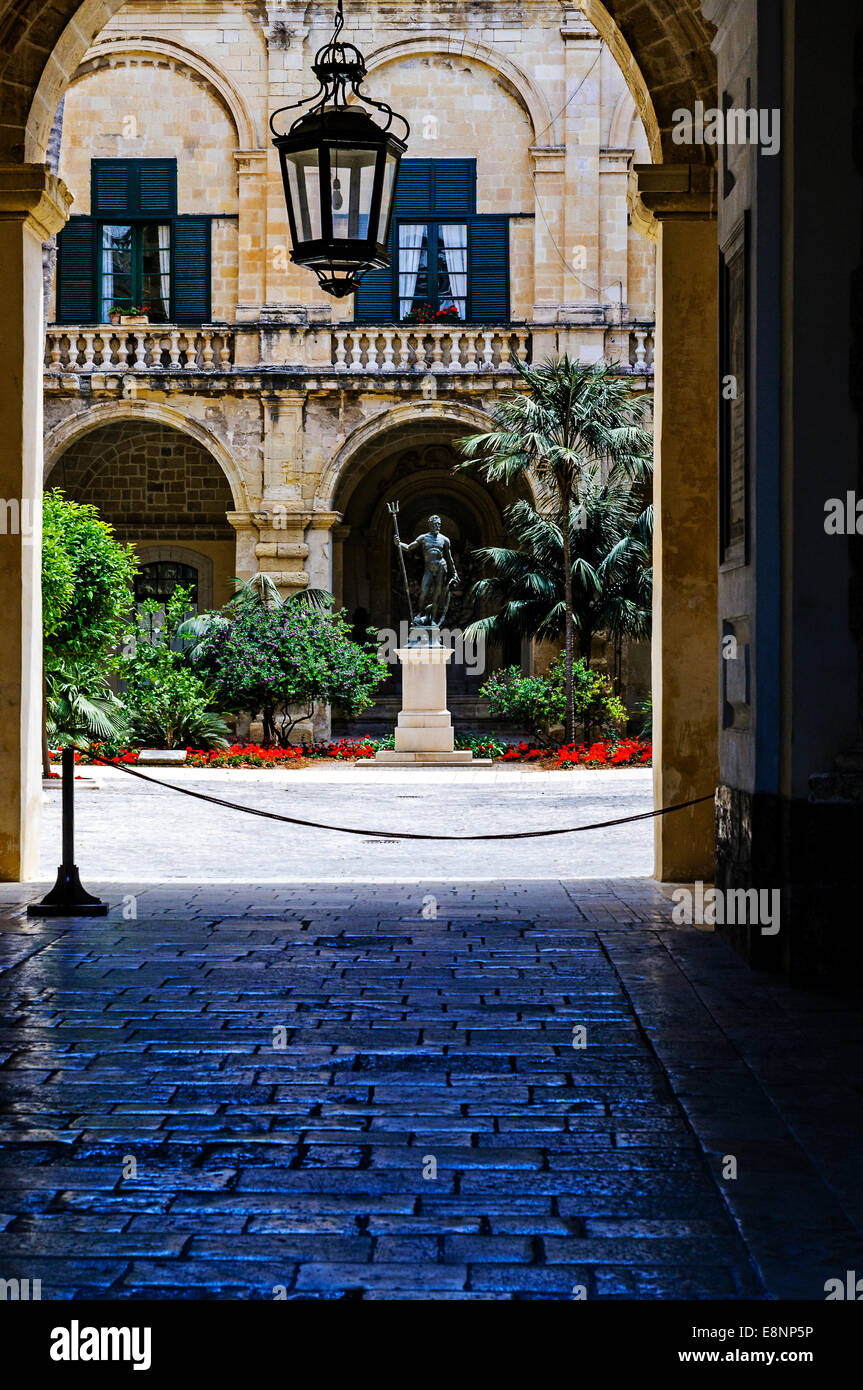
top-left (500, 738), bottom-right (652, 767)
top-left (307, 737), bottom-right (377, 760)
top-left (554, 737), bottom-right (652, 768)
top-left (186, 743), bottom-right (306, 768)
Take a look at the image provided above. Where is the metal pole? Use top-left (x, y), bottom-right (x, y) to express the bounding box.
top-left (61, 744), bottom-right (74, 870)
top-left (28, 744), bottom-right (108, 917)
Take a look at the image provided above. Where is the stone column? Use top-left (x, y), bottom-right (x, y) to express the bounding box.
top-left (262, 388), bottom-right (306, 500)
top-left (529, 146), bottom-right (566, 320)
top-left (0, 165), bottom-right (71, 880)
top-left (634, 164), bottom-right (719, 882)
top-left (560, 13), bottom-right (602, 311)
top-left (254, 506), bottom-right (309, 597)
top-left (304, 512), bottom-right (341, 594)
top-left (226, 511), bottom-right (260, 584)
top-left (599, 149), bottom-right (631, 316)
top-left (332, 524), bottom-right (351, 609)
top-left (234, 150), bottom-right (268, 323)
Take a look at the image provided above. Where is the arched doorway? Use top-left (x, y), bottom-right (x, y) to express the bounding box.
top-left (331, 420), bottom-right (531, 734)
top-left (44, 419), bottom-right (237, 610)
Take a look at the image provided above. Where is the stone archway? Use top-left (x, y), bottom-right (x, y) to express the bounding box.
top-left (45, 417), bottom-right (238, 610)
top-left (0, 0), bottom-right (720, 883)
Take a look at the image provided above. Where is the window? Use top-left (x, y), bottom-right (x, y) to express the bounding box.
top-left (398, 222), bottom-right (468, 319)
top-left (355, 159), bottom-right (510, 324)
top-left (135, 561), bottom-right (199, 607)
top-left (100, 223), bottom-right (171, 322)
top-left (55, 159), bottom-right (212, 325)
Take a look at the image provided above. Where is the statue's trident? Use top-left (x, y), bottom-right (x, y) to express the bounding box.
top-left (388, 500), bottom-right (414, 625)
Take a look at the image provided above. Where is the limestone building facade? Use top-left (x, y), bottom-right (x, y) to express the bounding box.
top-left (42, 0), bottom-right (656, 727)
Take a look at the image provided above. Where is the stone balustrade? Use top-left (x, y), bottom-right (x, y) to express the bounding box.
top-left (43, 321), bottom-right (655, 380)
top-left (330, 325), bottom-right (531, 373)
top-left (44, 325), bottom-right (235, 372)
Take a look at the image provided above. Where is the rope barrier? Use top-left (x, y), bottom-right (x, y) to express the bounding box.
top-left (87, 753), bottom-right (714, 842)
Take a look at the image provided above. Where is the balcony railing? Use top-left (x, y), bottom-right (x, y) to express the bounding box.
top-left (44, 322), bottom-right (654, 379)
top-left (331, 326), bottom-right (531, 373)
top-left (45, 326), bottom-right (235, 372)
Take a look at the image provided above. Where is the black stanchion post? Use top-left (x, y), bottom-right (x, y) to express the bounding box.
top-left (27, 746), bottom-right (108, 917)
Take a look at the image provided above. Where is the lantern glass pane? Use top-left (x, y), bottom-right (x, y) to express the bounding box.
top-left (377, 153), bottom-right (398, 243)
top-left (329, 147), bottom-right (377, 240)
top-left (285, 150), bottom-right (322, 242)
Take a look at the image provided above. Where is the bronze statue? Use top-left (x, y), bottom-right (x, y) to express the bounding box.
top-left (394, 512), bottom-right (459, 629)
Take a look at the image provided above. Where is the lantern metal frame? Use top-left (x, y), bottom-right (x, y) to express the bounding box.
top-left (269, 0), bottom-right (410, 298)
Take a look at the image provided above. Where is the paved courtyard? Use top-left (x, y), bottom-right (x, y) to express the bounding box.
top-left (38, 764), bottom-right (655, 882)
top-left (1, 869), bottom-right (862, 1300)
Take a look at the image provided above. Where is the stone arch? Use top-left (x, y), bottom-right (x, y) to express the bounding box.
top-left (609, 86), bottom-right (639, 149)
top-left (43, 400), bottom-right (249, 514)
top-left (361, 33), bottom-right (555, 145)
top-left (578, 0), bottom-right (715, 164)
top-left (317, 401), bottom-right (535, 514)
top-left (72, 35), bottom-right (259, 150)
top-left (13, 1), bottom-right (716, 165)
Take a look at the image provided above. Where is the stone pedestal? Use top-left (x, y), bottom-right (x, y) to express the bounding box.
top-left (374, 642), bottom-right (474, 766)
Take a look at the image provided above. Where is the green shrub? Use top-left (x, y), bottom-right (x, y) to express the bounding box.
top-left (122, 587), bottom-right (229, 750)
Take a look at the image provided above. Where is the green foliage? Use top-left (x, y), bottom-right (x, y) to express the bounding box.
top-left (46, 661), bottom-right (128, 750)
top-left (463, 487), bottom-right (652, 660)
top-left (458, 355), bottom-right (652, 742)
top-left (122, 586), bottom-right (229, 750)
top-left (479, 668), bottom-right (564, 743)
top-left (481, 656), bottom-right (625, 744)
top-left (633, 693), bottom-right (652, 740)
top-left (188, 583), bottom-right (389, 748)
top-left (454, 734), bottom-right (509, 759)
top-left (42, 489), bottom-right (138, 673)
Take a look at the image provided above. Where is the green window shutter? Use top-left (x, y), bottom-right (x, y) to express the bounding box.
top-left (172, 216), bottom-right (211, 322)
top-left (138, 160), bottom-right (177, 216)
top-left (392, 159), bottom-right (476, 215)
top-left (394, 160), bottom-right (434, 214)
top-left (469, 216), bottom-right (509, 322)
top-left (92, 159), bottom-right (177, 217)
top-left (354, 221), bottom-right (396, 322)
top-left (92, 161), bottom-right (134, 216)
top-left (56, 217), bottom-right (95, 323)
top-left (432, 161), bottom-right (476, 215)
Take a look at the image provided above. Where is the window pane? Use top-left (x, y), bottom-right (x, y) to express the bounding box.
top-left (437, 223), bottom-right (467, 319)
top-left (399, 224), bottom-right (429, 318)
top-left (140, 223), bottom-right (170, 322)
top-left (376, 153), bottom-right (398, 243)
top-left (285, 151), bottom-right (321, 242)
top-left (101, 224), bottom-right (132, 319)
top-left (330, 147), bottom-right (377, 240)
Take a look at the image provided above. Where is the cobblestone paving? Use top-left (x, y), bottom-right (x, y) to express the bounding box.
top-left (0, 879), bottom-right (861, 1301)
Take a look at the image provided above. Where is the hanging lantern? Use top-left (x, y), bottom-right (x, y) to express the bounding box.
top-left (270, 0), bottom-right (410, 299)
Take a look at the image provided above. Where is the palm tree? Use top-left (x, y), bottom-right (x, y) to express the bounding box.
top-left (464, 486), bottom-right (652, 659)
top-left (46, 662), bottom-right (128, 751)
top-left (458, 355), bottom-right (653, 742)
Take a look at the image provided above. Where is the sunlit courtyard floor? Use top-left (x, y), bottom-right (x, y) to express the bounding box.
top-left (37, 764), bottom-right (655, 883)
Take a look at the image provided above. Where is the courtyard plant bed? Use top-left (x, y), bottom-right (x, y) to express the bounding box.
top-left (53, 736), bottom-right (651, 769)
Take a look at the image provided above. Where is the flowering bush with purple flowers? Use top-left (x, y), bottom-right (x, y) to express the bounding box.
top-left (192, 598), bottom-right (389, 748)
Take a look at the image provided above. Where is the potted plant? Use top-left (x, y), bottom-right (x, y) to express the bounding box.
top-left (119, 303), bottom-right (151, 327)
top-left (107, 305), bottom-right (124, 326)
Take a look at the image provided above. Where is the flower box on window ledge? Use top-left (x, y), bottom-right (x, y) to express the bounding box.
top-left (108, 304), bottom-right (151, 327)
top-left (403, 303), bottom-right (461, 326)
